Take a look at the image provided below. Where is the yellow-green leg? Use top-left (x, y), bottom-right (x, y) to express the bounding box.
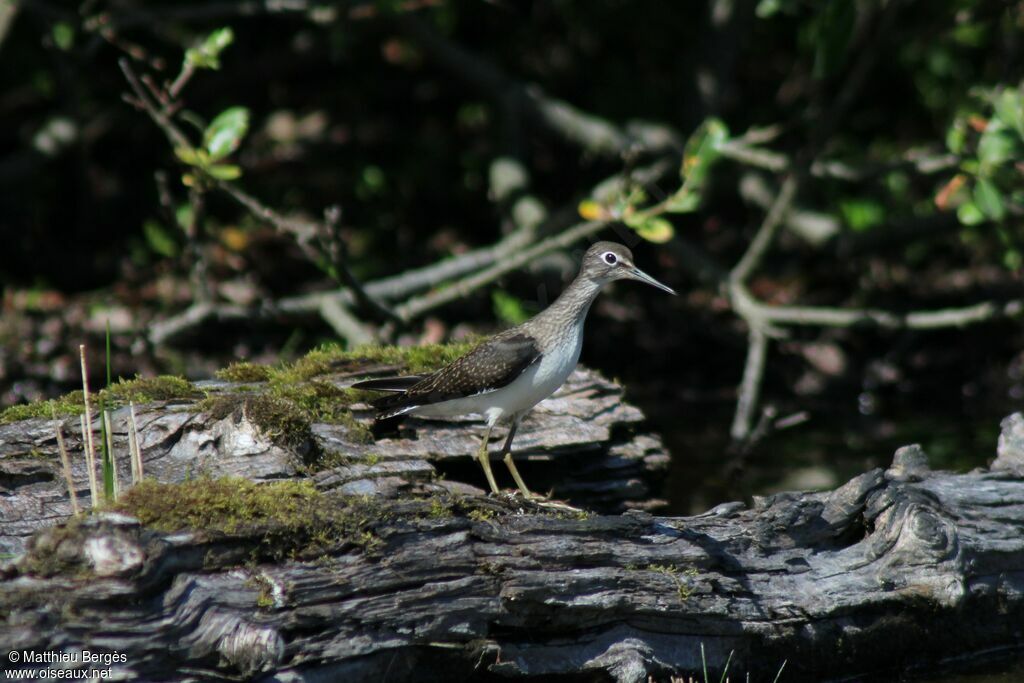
top-left (500, 418), bottom-right (533, 500)
top-left (476, 423), bottom-right (500, 495)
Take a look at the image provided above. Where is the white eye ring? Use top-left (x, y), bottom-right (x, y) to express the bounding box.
top-left (603, 252), bottom-right (618, 265)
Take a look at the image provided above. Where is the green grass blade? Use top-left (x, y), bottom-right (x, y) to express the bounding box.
top-left (719, 650), bottom-right (734, 683)
top-left (105, 319), bottom-right (112, 388)
top-left (100, 403), bottom-right (114, 501)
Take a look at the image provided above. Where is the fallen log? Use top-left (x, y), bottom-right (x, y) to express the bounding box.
top-left (2, 403), bottom-right (1024, 681)
top-left (0, 363), bottom-right (670, 556)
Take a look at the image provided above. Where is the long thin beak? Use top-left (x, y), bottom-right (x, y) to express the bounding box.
top-left (627, 266), bottom-right (676, 295)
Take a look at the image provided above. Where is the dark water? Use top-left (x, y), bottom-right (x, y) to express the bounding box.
top-left (620, 374), bottom-right (1021, 683)
top-left (657, 402), bottom-right (1005, 516)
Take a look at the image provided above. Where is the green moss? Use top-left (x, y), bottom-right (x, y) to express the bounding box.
top-left (265, 380), bottom-right (372, 445)
top-left (427, 498), bottom-right (452, 518)
top-left (0, 392), bottom-right (85, 424)
top-left (256, 588), bottom-right (275, 608)
top-left (245, 394), bottom-right (312, 448)
top-left (647, 564), bottom-right (697, 601)
top-left (110, 477), bottom-right (385, 558)
top-left (344, 340), bottom-right (478, 374)
top-left (467, 508), bottom-right (495, 522)
top-left (17, 517), bottom-right (91, 578)
top-left (333, 411), bottom-right (373, 443)
top-left (217, 362), bottom-right (272, 383)
top-left (268, 380), bottom-right (366, 418)
top-left (102, 375), bottom-right (202, 403)
top-left (201, 393), bottom-right (312, 449)
top-left (112, 477), bottom-right (318, 533)
top-left (201, 382), bottom-right (372, 454)
top-left (0, 375), bottom-right (200, 424)
top-left (273, 340), bottom-right (477, 383)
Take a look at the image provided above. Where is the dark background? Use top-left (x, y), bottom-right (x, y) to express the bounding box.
top-left (1, 0), bottom-right (1022, 516)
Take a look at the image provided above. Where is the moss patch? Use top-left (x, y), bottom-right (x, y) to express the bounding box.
top-left (274, 341), bottom-right (477, 384)
top-left (103, 375), bottom-right (202, 403)
top-left (0, 392), bottom-right (85, 423)
top-left (0, 375), bottom-right (201, 424)
top-left (201, 381), bottom-right (372, 451)
top-left (216, 362), bottom-right (273, 383)
top-left (110, 477), bottom-right (385, 558)
top-left (16, 517), bottom-right (91, 578)
top-left (646, 564), bottom-right (698, 601)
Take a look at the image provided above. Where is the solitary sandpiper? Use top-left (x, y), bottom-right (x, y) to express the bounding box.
top-left (353, 241), bottom-right (675, 499)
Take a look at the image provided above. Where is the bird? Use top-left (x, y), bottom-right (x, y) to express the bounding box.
top-left (352, 241), bottom-right (675, 500)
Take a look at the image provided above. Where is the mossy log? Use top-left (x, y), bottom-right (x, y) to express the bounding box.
top-left (2, 409), bottom-right (1024, 681)
top-left (0, 364), bottom-right (668, 555)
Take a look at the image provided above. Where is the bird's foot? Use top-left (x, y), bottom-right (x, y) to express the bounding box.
top-left (497, 490), bottom-right (586, 515)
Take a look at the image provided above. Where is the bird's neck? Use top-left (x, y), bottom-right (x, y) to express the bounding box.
top-left (535, 275), bottom-right (602, 333)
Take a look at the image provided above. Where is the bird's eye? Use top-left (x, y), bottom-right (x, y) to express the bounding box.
top-left (603, 252), bottom-right (618, 265)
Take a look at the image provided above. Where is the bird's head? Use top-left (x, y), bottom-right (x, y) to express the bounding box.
top-left (581, 241), bottom-right (675, 294)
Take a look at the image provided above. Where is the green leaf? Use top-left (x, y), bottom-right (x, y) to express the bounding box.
top-left (634, 217), bottom-right (675, 244)
top-left (839, 198), bottom-right (885, 232)
top-left (175, 204), bottom-right (194, 231)
top-left (143, 220), bottom-right (179, 258)
top-left (945, 118), bottom-right (967, 154)
top-left (755, 0), bottom-right (781, 18)
top-left (203, 27), bottom-right (235, 56)
top-left (622, 210), bottom-right (645, 229)
top-left (174, 146), bottom-right (202, 166)
top-left (973, 178), bottom-right (1005, 221)
top-left (994, 87), bottom-right (1024, 139)
top-left (578, 200), bottom-right (606, 221)
top-left (206, 164), bottom-right (242, 180)
top-left (666, 190), bottom-right (701, 214)
top-left (977, 126), bottom-right (1017, 169)
top-left (203, 107), bottom-right (249, 160)
top-left (185, 27), bottom-right (234, 70)
top-left (52, 22), bottom-right (75, 51)
top-left (956, 201), bottom-right (985, 226)
top-left (681, 118), bottom-right (729, 189)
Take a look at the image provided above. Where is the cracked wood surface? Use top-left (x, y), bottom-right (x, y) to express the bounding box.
top-left (0, 367), bottom-right (668, 555)
top-left (1, 413), bottom-right (1023, 681)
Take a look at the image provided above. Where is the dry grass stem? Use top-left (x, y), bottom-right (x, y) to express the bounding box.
top-left (52, 412), bottom-right (80, 515)
top-left (79, 345), bottom-right (99, 508)
top-left (128, 401), bottom-right (143, 484)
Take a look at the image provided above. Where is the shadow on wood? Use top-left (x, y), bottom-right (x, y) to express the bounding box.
top-left (1, 370), bottom-right (1023, 681)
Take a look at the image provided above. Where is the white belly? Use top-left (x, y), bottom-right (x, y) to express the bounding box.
top-left (412, 321), bottom-right (584, 425)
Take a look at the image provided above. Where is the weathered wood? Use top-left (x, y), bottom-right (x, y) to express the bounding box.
top-left (2, 392), bottom-right (1023, 680)
top-left (0, 367), bottom-right (669, 555)
top-left (2, 418), bottom-right (1024, 680)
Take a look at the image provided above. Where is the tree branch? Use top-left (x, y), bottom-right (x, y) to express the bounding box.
top-left (395, 13), bottom-right (678, 158)
top-left (393, 219), bottom-right (611, 322)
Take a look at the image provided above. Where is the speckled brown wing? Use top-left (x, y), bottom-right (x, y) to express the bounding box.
top-left (368, 333), bottom-right (542, 419)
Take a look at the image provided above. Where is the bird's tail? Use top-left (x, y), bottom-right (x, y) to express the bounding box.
top-left (352, 376), bottom-right (424, 422)
top-left (350, 376), bottom-right (425, 392)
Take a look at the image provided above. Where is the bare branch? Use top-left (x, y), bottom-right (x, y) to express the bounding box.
top-left (735, 289), bottom-right (1024, 330)
top-left (318, 297), bottom-right (375, 346)
top-left (394, 219), bottom-right (611, 322)
top-left (730, 174), bottom-right (799, 285)
top-left (730, 327), bottom-right (769, 443)
top-left (118, 59), bottom-right (191, 150)
top-left (395, 14), bottom-right (676, 158)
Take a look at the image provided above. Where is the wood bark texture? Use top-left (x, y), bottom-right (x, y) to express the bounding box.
top-left (1, 372), bottom-right (1023, 682)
